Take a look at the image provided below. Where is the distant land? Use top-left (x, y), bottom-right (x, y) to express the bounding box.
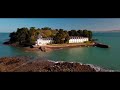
top-left (93, 30), bottom-right (120, 33)
top-left (109, 30), bottom-right (120, 32)
top-left (1, 30), bottom-right (120, 33)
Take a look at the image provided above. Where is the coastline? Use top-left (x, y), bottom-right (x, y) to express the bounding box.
top-left (3, 41), bottom-right (95, 52)
top-left (0, 57), bottom-right (114, 72)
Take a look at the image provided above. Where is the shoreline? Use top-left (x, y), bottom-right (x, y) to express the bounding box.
top-left (0, 56), bottom-right (114, 72)
top-left (3, 41), bottom-right (95, 52)
top-left (3, 42), bottom-right (95, 52)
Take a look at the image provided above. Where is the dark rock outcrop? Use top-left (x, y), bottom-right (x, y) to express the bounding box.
top-left (30, 45), bottom-right (34, 48)
top-left (0, 57), bottom-right (97, 72)
top-left (3, 41), bottom-right (11, 44)
top-left (44, 62), bottom-right (96, 72)
top-left (39, 46), bottom-right (46, 52)
top-left (94, 42), bottom-right (110, 48)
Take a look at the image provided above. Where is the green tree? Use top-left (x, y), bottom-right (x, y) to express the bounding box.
top-left (53, 29), bottom-right (70, 44)
top-left (83, 30), bottom-right (88, 37)
top-left (64, 31), bottom-right (70, 43)
top-left (77, 30), bottom-right (83, 36)
top-left (9, 32), bottom-right (17, 43)
top-left (88, 31), bottom-right (92, 41)
top-left (83, 30), bottom-right (92, 40)
top-left (68, 30), bottom-right (78, 36)
top-left (30, 27), bottom-right (36, 30)
top-left (9, 27), bottom-right (38, 46)
top-left (41, 30), bottom-right (52, 38)
top-left (41, 27), bottom-right (51, 30)
top-left (17, 27), bottom-right (29, 46)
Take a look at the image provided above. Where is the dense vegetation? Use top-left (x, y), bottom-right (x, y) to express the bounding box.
top-left (8, 27), bottom-right (92, 46)
top-left (68, 30), bottom-right (92, 40)
top-left (9, 27), bottom-right (39, 46)
top-left (53, 29), bottom-right (70, 44)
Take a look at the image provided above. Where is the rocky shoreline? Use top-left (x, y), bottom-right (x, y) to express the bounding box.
top-left (0, 57), bottom-right (113, 72)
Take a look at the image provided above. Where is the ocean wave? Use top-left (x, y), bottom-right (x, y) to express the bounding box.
top-left (85, 64), bottom-right (115, 72)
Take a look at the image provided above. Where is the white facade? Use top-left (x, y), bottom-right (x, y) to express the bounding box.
top-left (35, 36), bottom-right (89, 46)
top-left (68, 37), bottom-right (88, 43)
top-left (35, 38), bottom-right (53, 46)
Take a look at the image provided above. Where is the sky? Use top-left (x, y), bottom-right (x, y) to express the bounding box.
top-left (0, 18), bottom-right (120, 32)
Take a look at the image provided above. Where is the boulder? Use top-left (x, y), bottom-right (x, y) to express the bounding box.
top-left (39, 46), bottom-right (46, 52)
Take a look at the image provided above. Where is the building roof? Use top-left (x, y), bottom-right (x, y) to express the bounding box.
top-left (69, 36), bottom-right (88, 39)
top-left (37, 35), bottom-right (88, 40)
top-left (42, 37), bottom-right (53, 40)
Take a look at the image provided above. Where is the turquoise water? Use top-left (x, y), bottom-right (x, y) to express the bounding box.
top-left (0, 32), bottom-right (120, 70)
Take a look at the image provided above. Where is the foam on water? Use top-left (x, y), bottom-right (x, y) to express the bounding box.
top-left (46, 59), bottom-right (116, 72)
top-left (86, 64), bottom-right (115, 72)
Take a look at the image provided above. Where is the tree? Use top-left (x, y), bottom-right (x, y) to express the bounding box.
top-left (41, 27), bottom-right (51, 30)
top-left (9, 32), bottom-right (17, 43)
top-left (83, 30), bottom-right (88, 37)
top-left (77, 30), bottom-right (83, 36)
top-left (9, 27), bottom-right (38, 46)
top-left (88, 31), bottom-right (92, 41)
top-left (30, 27), bottom-right (36, 30)
top-left (41, 30), bottom-right (52, 38)
top-left (68, 30), bottom-right (78, 36)
top-left (82, 30), bottom-right (92, 40)
top-left (53, 29), bottom-right (70, 44)
top-left (55, 29), bottom-right (59, 31)
top-left (50, 30), bottom-right (58, 37)
top-left (64, 31), bottom-right (70, 43)
top-left (17, 27), bottom-right (29, 45)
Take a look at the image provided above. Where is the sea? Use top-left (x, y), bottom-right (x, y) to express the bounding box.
top-left (0, 32), bottom-right (120, 71)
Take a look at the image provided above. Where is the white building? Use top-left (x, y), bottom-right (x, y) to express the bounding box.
top-left (69, 36), bottom-right (88, 43)
top-left (35, 35), bottom-right (53, 46)
top-left (35, 35), bottom-right (89, 46)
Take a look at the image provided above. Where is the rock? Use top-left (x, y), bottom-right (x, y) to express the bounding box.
top-left (30, 45), bottom-right (34, 48)
top-left (0, 57), bottom-right (99, 72)
top-left (3, 41), bottom-right (10, 44)
top-left (39, 46), bottom-right (46, 52)
top-left (94, 42), bottom-right (110, 48)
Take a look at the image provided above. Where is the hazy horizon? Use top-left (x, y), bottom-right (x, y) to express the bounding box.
top-left (0, 18), bottom-right (120, 32)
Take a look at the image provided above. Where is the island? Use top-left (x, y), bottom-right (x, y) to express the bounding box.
top-left (4, 27), bottom-right (95, 52)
